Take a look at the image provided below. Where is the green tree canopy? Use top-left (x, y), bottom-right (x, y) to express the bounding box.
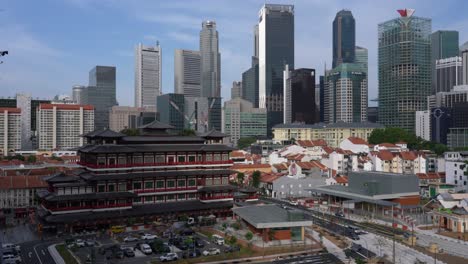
top-left (251, 170), bottom-right (261, 188)
top-left (27, 155), bottom-right (37, 163)
top-left (245, 231), bottom-right (253, 241)
top-left (237, 137), bottom-right (256, 149)
top-left (179, 129), bottom-right (197, 136)
top-left (237, 172), bottom-right (245, 186)
top-left (120, 128), bottom-right (140, 136)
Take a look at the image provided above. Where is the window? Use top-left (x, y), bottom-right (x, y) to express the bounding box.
top-left (455, 170), bottom-right (458, 175)
top-left (97, 185), bottom-right (105, 192)
top-left (167, 180), bottom-right (175, 188)
top-left (177, 194), bottom-right (186, 200)
top-left (178, 156), bottom-right (185, 162)
top-left (188, 179), bottom-right (196, 187)
top-left (133, 182), bottom-right (142, 190)
top-left (144, 155), bottom-right (154, 164)
top-left (156, 195), bottom-right (164, 202)
top-left (177, 180), bottom-right (186, 187)
top-left (133, 197), bottom-right (141, 203)
top-left (188, 155), bottom-right (196, 162)
top-left (213, 154), bottom-right (221, 161)
top-left (205, 177), bottom-right (213, 186)
top-left (167, 156), bottom-right (175, 163)
top-left (118, 183), bottom-right (126, 192)
top-left (188, 193), bottom-right (196, 199)
top-left (222, 177), bottom-right (229, 185)
top-left (167, 194), bottom-right (175, 201)
top-left (155, 155), bottom-right (165, 163)
top-left (213, 177), bottom-right (221, 185)
top-left (206, 155), bottom-right (212, 162)
top-left (145, 196), bottom-right (153, 203)
top-left (145, 181), bottom-right (154, 189)
top-left (156, 181), bottom-right (164, 189)
top-left (464, 181), bottom-right (467, 186)
top-left (108, 184), bottom-right (115, 192)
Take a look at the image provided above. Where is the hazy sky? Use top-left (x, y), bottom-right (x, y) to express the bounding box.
top-left (1, 0), bottom-right (467, 106)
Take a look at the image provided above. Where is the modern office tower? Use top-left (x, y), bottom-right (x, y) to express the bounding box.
top-left (431, 30), bottom-right (459, 92)
top-left (37, 104), bottom-right (94, 150)
top-left (231, 81), bottom-right (242, 99)
top-left (0, 108), bottom-right (21, 156)
top-left (415, 110), bottom-right (431, 141)
top-left (135, 43), bottom-right (162, 108)
top-left (319, 75), bottom-right (325, 122)
top-left (109, 106), bottom-right (156, 132)
top-left (333, 10), bottom-right (355, 68)
top-left (452, 102), bottom-right (468, 128)
top-left (174, 49), bottom-right (201, 97)
top-left (242, 57), bottom-right (259, 108)
top-left (72, 85), bottom-right (86, 104)
top-left (315, 86), bottom-right (320, 119)
top-left (157, 93), bottom-right (186, 132)
top-left (200, 21), bottom-right (221, 98)
top-left (463, 49), bottom-right (468, 85)
top-left (82, 66), bottom-right (117, 130)
top-left (435, 56), bottom-right (462, 93)
top-left (254, 25), bottom-right (259, 58)
top-left (367, 107), bottom-right (378, 123)
top-left (207, 97), bottom-right (222, 132)
top-left (184, 97), bottom-right (209, 133)
top-left (427, 85), bottom-right (468, 109)
top-left (431, 107), bottom-right (452, 145)
top-left (378, 9), bottom-right (431, 132)
top-left (325, 63), bottom-right (367, 123)
top-left (258, 4), bottom-right (294, 134)
top-left (448, 102), bottom-right (468, 149)
top-left (355, 46), bottom-right (368, 73)
top-left (223, 98), bottom-right (267, 146)
top-left (283, 66), bottom-right (317, 124)
top-left (16, 93), bottom-right (32, 150)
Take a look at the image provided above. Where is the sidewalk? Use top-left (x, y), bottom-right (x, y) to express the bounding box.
top-left (48, 244), bottom-right (65, 264)
top-left (305, 227), bottom-right (353, 264)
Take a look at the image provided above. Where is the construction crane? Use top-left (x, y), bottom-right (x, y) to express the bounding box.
top-left (167, 98), bottom-right (197, 130)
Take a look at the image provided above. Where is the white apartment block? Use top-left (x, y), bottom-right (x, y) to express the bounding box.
top-left (444, 151), bottom-right (468, 192)
top-left (37, 104), bottom-right (94, 150)
top-left (415, 110), bottom-right (431, 141)
top-left (0, 108), bottom-right (22, 156)
top-left (0, 175), bottom-right (47, 209)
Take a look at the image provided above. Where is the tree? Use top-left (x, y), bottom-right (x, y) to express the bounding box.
top-left (27, 155), bottom-right (37, 163)
top-left (245, 231), bottom-right (253, 241)
top-left (179, 129), bottom-right (196, 136)
top-left (120, 128), bottom-right (140, 136)
top-left (237, 137), bottom-right (256, 149)
top-left (228, 235), bottom-right (237, 245)
top-left (251, 171), bottom-right (261, 188)
top-left (237, 172), bottom-right (245, 186)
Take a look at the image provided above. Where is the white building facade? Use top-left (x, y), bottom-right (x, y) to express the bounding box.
top-left (174, 49), bottom-right (201, 97)
top-left (135, 43), bottom-right (162, 108)
top-left (415, 110), bottom-right (431, 141)
top-left (444, 151), bottom-right (468, 192)
top-left (0, 108), bottom-right (22, 156)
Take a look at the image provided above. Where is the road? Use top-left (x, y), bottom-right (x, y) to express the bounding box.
top-left (256, 253), bottom-right (343, 264)
top-left (19, 240), bottom-right (57, 264)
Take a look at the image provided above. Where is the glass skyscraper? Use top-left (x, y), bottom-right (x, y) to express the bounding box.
top-left (378, 11), bottom-right (431, 132)
top-left (258, 4), bottom-right (294, 135)
top-left (134, 43), bottom-right (162, 108)
top-left (355, 46), bottom-right (368, 74)
top-left (431, 30), bottom-right (459, 92)
top-left (200, 21), bottom-right (221, 98)
top-left (333, 10), bottom-right (355, 68)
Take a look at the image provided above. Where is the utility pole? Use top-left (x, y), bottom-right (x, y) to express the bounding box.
top-left (392, 204), bottom-right (396, 264)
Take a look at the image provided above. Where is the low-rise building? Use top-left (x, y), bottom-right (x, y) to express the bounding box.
top-left (339, 137), bottom-right (370, 154)
top-left (444, 151), bottom-right (468, 192)
top-left (432, 193), bottom-right (468, 233)
top-left (0, 108), bottom-right (21, 156)
top-left (109, 106), bottom-right (156, 132)
top-left (0, 175), bottom-right (48, 209)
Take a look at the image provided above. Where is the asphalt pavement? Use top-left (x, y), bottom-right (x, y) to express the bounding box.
top-left (19, 240), bottom-right (58, 264)
top-left (256, 253), bottom-right (344, 264)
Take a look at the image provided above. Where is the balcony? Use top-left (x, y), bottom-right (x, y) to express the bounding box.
top-left (134, 186), bottom-right (198, 194)
top-left (46, 203), bottom-right (132, 212)
top-left (199, 195), bottom-right (234, 201)
top-left (77, 160), bottom-right (233, 169)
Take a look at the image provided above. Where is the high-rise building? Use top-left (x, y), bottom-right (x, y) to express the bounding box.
top-left (430, 107), bottom-right (452, 145)
top-left (72, 85), bottom-right (86, 105)
top-left (258, 4), bottom-right (294, 134)
top-left (16, 93), bottom-right (32, 150)
top-left (355, 46), bottom-right (368, 73)
top-left (367, 107), bottom-right (378, 123)
top-left (242, 58), bottom-right (259, 108)
top-left (435, 56), bottom-right (462, 93)
top-left (0, 108), bottom-right (21, 156)
top-left (431, 30), bottom-right (459, 93)
top-left (109, 106), bottom-right (156, 132)
top-left (325, 63), bottom-right (367, 123)
top-left (447, 102), bottom-right (468, 149)
top-left (427, 85), bottom-right (468, 109)
top-left (283, 66), bottom-right (317, 124)
top-left (174, 49), bottom-right (201, 97)
top-left (135, 43), bottom-right (162, 108)
top-left (231, 81), bottom-right (242, 99)
top-left (415, 110), bottom-right (431, 141)
top-left (333, 10), bottom-right (355, 68)
top-left (157, 93), bottom-right (186, 132)
top-left (200, 21), bottom-right (221, 98)
top-left (319, 75), bottom-right (325, 122)
top-left (223, 98), bottom-right (267, 146)
top-left (378, 9), bottom-right (431, 132)
top-left (82, 66), bottom-right (117, 130)
top-left (37, 104), bottom-right (94, 150)
top-left (462, 49), bottom-right (468, 85)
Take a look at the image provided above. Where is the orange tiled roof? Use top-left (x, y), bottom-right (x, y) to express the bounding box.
top-left (322, 146), bottom-right (334, 154)
top-left (416, 173), bottom-right (445, 180)
top-left (0, 175), bottom-right (47, 190)
top-left (230, 151), bottom-right (247, 158)
top-left (347, 137), bottom-right (368, 145)
top-left (296, 139), bottom-right (327, 147)
top-left (377, 150), bottom-right (394, 161)
top-left (399, 151), bottom-right (417, 161)
top-left (334, 175), bottom-right (348, 184)
top-left (231, 164), bottom-right (271, 170)
top-left (260, 172), bottom-right (284, 183)
top-left (273, 163), bottom-right (289, 170)
top-left (379, 143), bottom-right (398, 148)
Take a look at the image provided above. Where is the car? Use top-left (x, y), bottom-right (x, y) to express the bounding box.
top-left (194, 239), bottom-right (205, 248)
top-left (85, 240), bottom-right (96, 247)
top-left (2, 254), bottom-right (22, 264)
top-left (289, 200), bottom-right (298, 206)
top-left (183, 249), bottom-right (201, 258)
top-left (1, 244), bottom-right (20, 253)
top-left (203, 248), bottom-right (221, 256)
top-left (113, 249), bottom-right (125, 259)
top-left (179, 229), bottom-right (194, 236)
top-left (123, 236), bottom-right (138, 242)
top-left (139, 243), bottom-right (152, 255)
top-left (141, 233), bottom-right (158, 240)
top-left (124, 248), bottom-right (135, 257)
top-left (224, 245), bottom-right (240, 253)
top-left (162, 231), bottom-right (174, 238)
top-left (75, 239), bottom-right (86, 247)
top-left (160, 252), bottom-right (178, 262)
top-left (335, 212), bottom-right (345, 218)
top-left (350, 234), bottom-right (360, 240)
top-left (211, 234), bottom-right (225, 245)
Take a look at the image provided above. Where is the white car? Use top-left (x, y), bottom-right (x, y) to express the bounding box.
top-left (141, 233), bottom-right (157, 240)
top-left (139, 243), bottom-right (152, 254)
top-left (159, 252), bottom-right (178, 261)
top-left (211, 234), bottom-right (225, 245)
top-left (203, 248), bottom-right (221, 256)
top-left (2, 254), bottom-right (21, 263)
top-left (1, 243), bottom-right (21, 253)
top-left (75, 239), bottom-right (86, 247)
top-left (289, 200), bottom-right (298, 206)
top-left (123, 236), bottom-right (138, 242)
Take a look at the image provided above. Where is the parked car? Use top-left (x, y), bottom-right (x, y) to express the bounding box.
top-left (1, 244), bottom-right (21, 253)
top-left (289, 200), bottom-right (298, 206)
top-left (183, 249), bottom-right (201, 258)
top-left (224, 245), bottom-right (241, 253)
top-left (162, 231), bottom-right (174, 238)
top-left (335, 212), bottom-right (345, 218)
top-left (85, 240), bottom-right (96, 247)
top-left (194, 239), bottom-right (205, 248)
top-left (179, 228), bottom-right (194, 236)
top-left (139, 243), bottom-right (152, 255)
top-left (211, 234), bottom-right (225, 245)
top-left (203, 248), bottom-right (221, 256)
top-left (124, 248), bottom-right (135, 257)
top-left (178, 243), bottom-right (189, 250)
top-left (112, 249), bottom-right (124, 259)
top-left (75, 239), bottom-right (86, 247)
top-left (141, 233), bottom-right (158, 240)
top-left (123, 236), bottom-right (138, 242)
top-left (160, 252), bottom-right (178, 262)
top-left (2, 254), bottom-right (21, 264)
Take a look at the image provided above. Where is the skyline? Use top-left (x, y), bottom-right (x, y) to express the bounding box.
top-left (2, 0), bottom-right (468, 107)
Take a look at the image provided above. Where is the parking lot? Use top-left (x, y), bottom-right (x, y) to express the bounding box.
top-left (71, 226), bottom-right (232, 263)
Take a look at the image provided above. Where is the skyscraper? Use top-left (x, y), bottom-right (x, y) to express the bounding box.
top-left (333, 10), bottom-right (355, 68)
top-left (231, 81), bottom-right (242, 99)
top-left (435, 56), bottom-right (462, 93)
top-left (378, 9), bottom-right (431, 132)
top-left (200, 21), bottom-right (221, 98)
top-left (431, 30), bottom-right (459, 93)
top-left (83, 66), bottom-right (117, 130)
top-left (325, 63), bottom-right (367, 123)
top-left (242, 58), bottom-right (259, 108)
top-left (319, 75), bottom-right (325, 122)
top-left (258, 4), bottom-right (294, 134)
top-left (462, 49), bottom-right (468, 85)
top-left (174, 49), bottom-right (201, 97)
top-left (355, 46), bottom-right (368, 73)
top-left (283, 66), bottom-right (317, 124)
top-left (135, 43), bottom-right (162, 108)
top-left (72, 85), bottom-right (86, 105)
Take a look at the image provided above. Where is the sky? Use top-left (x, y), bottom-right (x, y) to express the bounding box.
top-left (1, 0), bottom-right (468, 106)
